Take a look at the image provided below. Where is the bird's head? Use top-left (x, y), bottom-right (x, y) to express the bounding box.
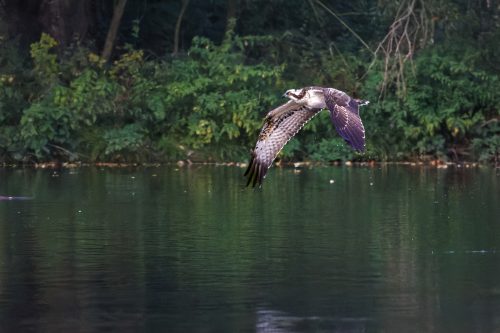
top-left (284, 87), bottom-right (326, 109)
top-left (284, 88), bottom-right (306, 102)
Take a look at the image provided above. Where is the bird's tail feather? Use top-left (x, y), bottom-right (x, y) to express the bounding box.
top-left (355, 99), bottom-right (369, 106)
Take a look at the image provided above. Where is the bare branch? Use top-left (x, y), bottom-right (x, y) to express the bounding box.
top-left (371, 0), bottom-right (435, 97)
top-left (314, 0), bottom-right (375, 56)
top-left (173, 0), bottom-right (190, 55)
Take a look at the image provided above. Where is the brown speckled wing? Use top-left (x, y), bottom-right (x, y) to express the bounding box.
top-left (244, 104), bottom-right (321, 187)
top-left (324, 90), bottom-right (366, 152)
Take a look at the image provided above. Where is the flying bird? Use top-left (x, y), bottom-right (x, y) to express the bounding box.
top-left (244, 86), bottom-right (369, 187)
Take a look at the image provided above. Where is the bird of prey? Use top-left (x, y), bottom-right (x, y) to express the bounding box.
top-left (244, 86), bottom-right (368, 187)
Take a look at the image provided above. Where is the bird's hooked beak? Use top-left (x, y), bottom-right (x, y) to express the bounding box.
top-left (284, 89), bottom-right (306, 101)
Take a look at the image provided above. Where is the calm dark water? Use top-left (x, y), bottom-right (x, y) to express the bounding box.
top-left (0, 165), bottom-right (499, 332)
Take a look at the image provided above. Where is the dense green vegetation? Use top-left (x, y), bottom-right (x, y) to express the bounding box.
top-left (0, 0), bottom-right (498, 164)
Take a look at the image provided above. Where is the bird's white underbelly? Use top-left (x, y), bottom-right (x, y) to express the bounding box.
top-left (305, 95), bottom-right (327, 109)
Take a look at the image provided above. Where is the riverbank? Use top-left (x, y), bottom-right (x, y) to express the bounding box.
top-left (2, 31), bottom-right (499, 169)
top-left (1, 159), bottom-right (492, 170)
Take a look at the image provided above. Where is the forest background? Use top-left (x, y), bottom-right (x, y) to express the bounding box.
top-left (0, 0), bottom-right (498, 165)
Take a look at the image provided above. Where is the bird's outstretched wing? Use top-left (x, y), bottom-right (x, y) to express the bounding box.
top-left (244, 102), bottom-right (321, 187)
top-left (324, 90), bottom-right (366, 152)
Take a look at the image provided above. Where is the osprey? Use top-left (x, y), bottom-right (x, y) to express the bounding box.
top-left (244, 86), bottom-right (369, 187)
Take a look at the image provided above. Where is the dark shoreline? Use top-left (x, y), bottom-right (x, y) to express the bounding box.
top-left (0, 160), bottom-right (494, 170)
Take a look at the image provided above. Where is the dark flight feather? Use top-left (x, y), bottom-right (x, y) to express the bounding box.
top-left (244, 103), bottom-right (320, 187)
top-left (324, 89), bottom-right (366, 152)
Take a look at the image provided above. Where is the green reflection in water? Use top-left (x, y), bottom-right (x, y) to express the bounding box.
top-left (0, 166), bottom-right (499, 332)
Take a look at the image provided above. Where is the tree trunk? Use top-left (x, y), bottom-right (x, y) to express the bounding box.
top-left (101, 0), bottom-right (127, 62)
top-left (173, 0), bottom-right (190, 55)
top-left (1, 0), bottom-right (92, 47)
top-left (39, 0), bottom-right (92, 47)
top-left (1, 0), bottom-right (41, 43)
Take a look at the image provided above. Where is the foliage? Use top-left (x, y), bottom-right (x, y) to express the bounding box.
top-left (1, 29), bottom-right (285, 163)
top-left (161, 33), bottom-right (283, 159)
top-left (0, 1), bottom-right (498, 164)
top-left (360, 47), bottom-right (500, 162)
top-left (472, 121), bottom-right (500, 163)
top-left (30, 33), bottom-right (59, 83)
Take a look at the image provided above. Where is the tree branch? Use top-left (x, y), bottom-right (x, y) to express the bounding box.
top-left (314, 0), bottom-right (374, 56)
top-left (102, 0), bottom-right (128, 62)
top-left (371, 0), bottom-right (434, 96)
top-left (173, 0), bottom-right (190, 55)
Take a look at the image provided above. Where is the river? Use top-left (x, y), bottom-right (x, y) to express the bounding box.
top-left (0, 165), bottom-right (499, 332)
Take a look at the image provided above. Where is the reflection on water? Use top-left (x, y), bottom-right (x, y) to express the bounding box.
top-left (0, 165), bottom-right (499, 332)
top-left (256, 308), bottom-right (368, 333)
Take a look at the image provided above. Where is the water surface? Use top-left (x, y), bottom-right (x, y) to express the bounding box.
top-left (0, 165), bottom-right (499, 332)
